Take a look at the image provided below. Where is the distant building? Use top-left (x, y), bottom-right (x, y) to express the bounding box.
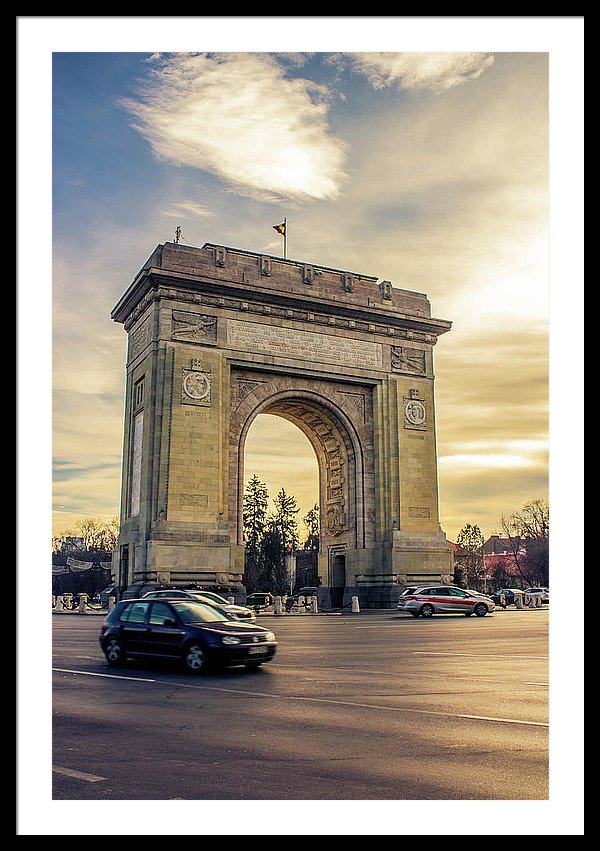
top-left (449, 535), bottom-right (531, 590)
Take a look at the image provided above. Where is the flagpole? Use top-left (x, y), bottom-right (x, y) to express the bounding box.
top-left (284, 217), bottom-right (287, 260)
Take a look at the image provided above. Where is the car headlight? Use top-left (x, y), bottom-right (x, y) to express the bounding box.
top-left (264, 631), bottom-right (276, 642)
top-left (221, 636), bottom-right (241, 645)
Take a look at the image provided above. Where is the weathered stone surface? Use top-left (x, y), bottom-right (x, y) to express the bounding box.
top-left (111, 242), bottom-right (453, 602)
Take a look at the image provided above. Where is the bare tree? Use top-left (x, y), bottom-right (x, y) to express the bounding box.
top-left (53, 517), bottom-right (119, 559)
top-left (499, 499), bottom-right (549, 586)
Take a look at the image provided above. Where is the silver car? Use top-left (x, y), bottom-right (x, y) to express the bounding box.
top-left (142, 589), bottom-right (256, 621)
top-left (397, 585), bottom-right (495, 618)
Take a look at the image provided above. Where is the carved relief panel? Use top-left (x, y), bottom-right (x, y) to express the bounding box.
top-left (172, 311), bottom-right (217, 344)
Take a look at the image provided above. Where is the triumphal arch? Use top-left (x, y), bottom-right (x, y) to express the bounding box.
top-left (111, 241), bottom-right (454, 606)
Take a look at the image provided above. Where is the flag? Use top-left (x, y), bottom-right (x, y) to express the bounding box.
top-left (273, 222), bottom-right (286, 236)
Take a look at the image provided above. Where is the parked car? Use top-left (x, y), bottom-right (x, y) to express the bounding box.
top-left (524, 587), bottom-right (549, 603)
top-left (398, 586), bottom-right (420, 601)
top-left (397, 585), bottom-right (495, 618)
top-left (122, 582), bottom-right (164, 600)
top-left (91, 584), bottom-right (118, 606)
top-left (245, 592), bottom-right (275, 611)
top-left (490, 588), bottom-right (524, 606)
top-left (99, 598), bottom-right (277, 673)
top-left (284, 587), bottom-right (320, 611)
top-left (142, 589), bottom-right (256, 621)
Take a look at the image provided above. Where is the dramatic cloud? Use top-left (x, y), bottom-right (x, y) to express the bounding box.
top-left (121, 53), bottom-right (347, 201)
top-left (345, 52), bottom-right (495, 92)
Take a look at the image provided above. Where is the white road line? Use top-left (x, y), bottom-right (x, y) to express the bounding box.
top-left (457, 714), bottom-right (548, 727)
top-left (53, 667), bottom-right (547, 728)
top-left (53, 766), bottom-right (107, 783)
top-left (413, 652), bottom-right (548, 660)
top-left (53, 667), bottom-right (157, 683)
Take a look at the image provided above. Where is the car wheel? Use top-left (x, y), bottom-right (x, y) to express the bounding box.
top-left (420, 604), bottom-right (434, 618)
top-left (245, 662), bottom-right (263, 671)
top-left (183, 642), bottom-right (208, 674)
top-left (464, 612), bottom-right (473, 617)
top-left (410, 612), bottom-right (421, 618)
top-left (104, 637), bottom-right (124, 666)
top-left (474, 603), bottom-right (488, 617)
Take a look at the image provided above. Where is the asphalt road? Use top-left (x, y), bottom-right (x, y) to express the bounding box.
top-left (51, 607), bottom-right (549, 809)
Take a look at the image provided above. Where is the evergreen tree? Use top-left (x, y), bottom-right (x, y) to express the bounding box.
top-left (303, 503), bottom-right (320, 551)
top-left (265, 488), bottom-right (300, 594)
top-left (242, 474), bottom-right (269, 592)
top-left (269, 487), bottom-right (300, 554)
top-left (455, 523), bottom-right (485, 588)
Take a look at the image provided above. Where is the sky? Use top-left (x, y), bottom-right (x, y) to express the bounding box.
top-left (47, 43), bottom-right (555, 543)
top-left (18, 17), bottom-right (584, 836)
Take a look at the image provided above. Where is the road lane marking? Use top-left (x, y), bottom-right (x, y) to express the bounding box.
top-left (53, 667), bottom-right (157, 683)
top-left (457, 714), bottom-right (548, 727)
top-left (413, 652), bottom-right (548, 659)
top-left (53, 667), bottom-right (548, 728)
top-left (53, 766), bottom-right (107, 782)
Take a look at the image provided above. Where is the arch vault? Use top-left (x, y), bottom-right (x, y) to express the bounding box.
top-left (111, 241), bottom-right (454, 606)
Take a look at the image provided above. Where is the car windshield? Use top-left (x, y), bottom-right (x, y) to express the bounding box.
top-left (172, 601), bottom-right (233, 624)
top-left (198, 592), bottom-right (229, 605)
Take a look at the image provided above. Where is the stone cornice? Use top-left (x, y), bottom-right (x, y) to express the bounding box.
top-left (112, 243), bottom-right (452, 341)
top-left (120, 276), bottom-right (450, 346)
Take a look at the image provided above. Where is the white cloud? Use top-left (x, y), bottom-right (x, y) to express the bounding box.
top-left (121, 53), bottom-right (347, 201)
top-left (162, 200), bottom-right (214, 218)
top-left (346, 52), bottom-right (495, 92)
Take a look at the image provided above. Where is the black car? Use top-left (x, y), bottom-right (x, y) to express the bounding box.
top-left (245, 592), bottom-right (274, 611)
top-left (490, 588), bottom-right (523, 606)
top-left (99, 598), bottom-right (277, 673)
top-left (284, 587), bottom-right (320, 611)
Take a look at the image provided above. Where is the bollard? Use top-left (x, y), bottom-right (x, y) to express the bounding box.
top-left (63, 594), bottom-right (73, 610)
top-left (499, 593), bottom-right (506, 608)
top-left (52, 595), bottom-right (56, 608)
top-left (228, 596), bottom-right (235, 604)
top-left (535, 594), bottom-right (542, 608)
top-left (55, 595), bottom-right (64, 611)
top-left (351, 596), bottom-right (360, 613)
top-left (515, 594), bottom-right (523, 609)
top-left (298, 595), bottom-right (305, 614)
top-left (78, 593), bottom-right (88, 613)
top-left (108, 595), bottom-right (116, 612)
top-left (274, 595), bottom-right (283, 615)
top-left (527, 594), bottom-right (535, 608)
top-left (309, 595), bottom-right (318, 614)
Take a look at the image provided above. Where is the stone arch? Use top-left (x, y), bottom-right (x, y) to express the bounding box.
top-left (230, 372), bottom-right (374, 557)
top-left (111, 240), bottom-right (454, 604)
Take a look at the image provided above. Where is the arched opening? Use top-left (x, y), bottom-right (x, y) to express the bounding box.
top-left (244, 413), bottom-right (319, 528)
top-left (232, 378), bottom-right (370, 603)
top-left (243, 413), bottom-right (320, 593)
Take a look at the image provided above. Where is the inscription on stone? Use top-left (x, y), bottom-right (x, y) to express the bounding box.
top-left (129, 318), bottom-right (149, 361)
top-left (408, 507), bottom-right (431, 518)
top-left (227, 320), bottom-right (383, 369)
top-left (180, 493), bottom-right (209, 507)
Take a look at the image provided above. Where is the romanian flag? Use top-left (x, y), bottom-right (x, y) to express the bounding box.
top-left (273, 222), bottom-right (286, 236)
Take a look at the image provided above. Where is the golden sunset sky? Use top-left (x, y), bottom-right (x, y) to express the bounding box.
top-left (53, 46), bottom-right (549, 543)
top-left (18, 19), bottom-right (582, 547)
